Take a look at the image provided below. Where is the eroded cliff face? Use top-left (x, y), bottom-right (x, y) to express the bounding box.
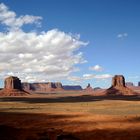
top-left (112, 75), bottom-right (125, 87)
top-left (4, 76), bottom-right (22, 90)
top-left (0, 76), bottom-right (28, 96)
top-left (55, 82), bottom-right (63, 89)
top-left (105, 75), bottom-right (136, 95)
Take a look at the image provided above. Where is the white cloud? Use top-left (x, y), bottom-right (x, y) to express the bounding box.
top-left (94, 74), bottom-right (112, 79)
top-left (67, 76), bottom-right (83, 82)
top-left (68, 74), bottom-right (112, 82)
top-left (0, 3), bottom-right (42, 30)
top-left (0, 3), bottom-right (88, 82)
top-left (89, 65), bottom-right (103, 71)
top-left (83, 74), bottom-right (112, 80)
top-left (117, 33), bottom-right (128, 39)
top-left (83, 74), bottom-right (95, 79)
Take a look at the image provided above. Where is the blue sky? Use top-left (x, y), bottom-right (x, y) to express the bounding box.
top-left (0, 0), bottom-right (140, 88)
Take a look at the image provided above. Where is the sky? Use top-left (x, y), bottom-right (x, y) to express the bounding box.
top-left (0, 0), bottom-right (140, 88)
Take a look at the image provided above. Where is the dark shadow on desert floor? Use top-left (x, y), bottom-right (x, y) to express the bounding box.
top-left (0, 112), bottom-right (140, 140)
top-left (0, 95), bottom-right (140, 104)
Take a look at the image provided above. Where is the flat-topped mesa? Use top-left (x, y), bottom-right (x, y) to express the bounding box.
top-left (22, 82), bottom-right (64, 92)
top-left (105, 75), bottom-right (136, 95)
top-left (47, 82), bottom-right (64, 91)
top-left (0, 76), bottom-right (29, 96)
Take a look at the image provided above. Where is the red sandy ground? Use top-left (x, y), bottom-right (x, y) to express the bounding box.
top-left (0, 93), bottom-right (140, 140)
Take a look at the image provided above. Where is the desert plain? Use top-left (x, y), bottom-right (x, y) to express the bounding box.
top-left (0, 92), bottom-right (140, 140)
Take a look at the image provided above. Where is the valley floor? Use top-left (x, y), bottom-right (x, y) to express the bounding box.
top-left (0, 94), bottom-right (140, 140)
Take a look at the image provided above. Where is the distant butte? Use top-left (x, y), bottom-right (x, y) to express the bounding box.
top-left (0, 75), bottom-right (138, 96)
top-left (105, 75), bottom-right (137, 95)
top-left (85, 83), bottom-right (93, 92)
top-left (0, 76), bottom-right (29, 96)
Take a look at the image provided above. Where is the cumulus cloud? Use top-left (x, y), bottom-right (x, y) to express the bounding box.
top-left (0, 3), bottom-right (88, 82)
top-left (83, 74), bottom-right (112, 80)
top-left (94, 74), bottom-right (112, 79)
top-left (89, 65), bottom-right (103, 71)
top-left (67, 76), bottom-right (83, 82)
top-left (68, 74), bottom-right (112, 82)
top-left (0, 3), bottom-right (42, 30)
top-left (117, 33), bottom-right (128, 39)
top-left (83, 74), bottom-right (95, 80)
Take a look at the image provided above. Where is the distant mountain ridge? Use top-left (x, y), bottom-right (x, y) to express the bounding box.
top-left (62, 85), bottom-right (82, 90)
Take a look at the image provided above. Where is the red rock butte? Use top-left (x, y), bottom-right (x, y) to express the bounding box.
top-left (0, 76), bottom-right (29, 96)
top-left (105, 75), bottom-right (137, 95)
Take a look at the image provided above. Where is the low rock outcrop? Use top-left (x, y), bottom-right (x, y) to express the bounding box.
top-left (105, 75), bottom-right (136, 95)
top-left (0, 76), bottom-right (29, 96)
